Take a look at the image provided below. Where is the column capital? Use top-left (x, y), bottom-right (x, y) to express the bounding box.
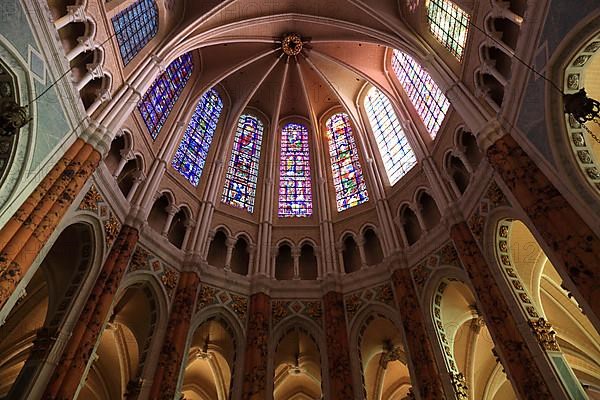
top-left (66, 4), bottom-right (86, 22)
top-left (165, 205), bottom-right (179, 216)
top-left (476, 119), bottom-right (506, 153)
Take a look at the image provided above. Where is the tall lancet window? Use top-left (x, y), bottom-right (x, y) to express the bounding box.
top-left (326, 113), bottom-right (369, 211)
top-left (138, 53), bottom-right (193, 140)
top-left (426, 0), bottom-right (470, 60)
top-left (172, 88), bottom-right (223, 186)
top-left (222, 114), bottom-right (264, 213)
top-left (278, 123), bottom-right (313, 217)
top-left (364, 87), bottom-right (417, 185)
top-left (111, 0), bottom-right (159, 65)
top-left (392, 50), bottom-right (450, 139)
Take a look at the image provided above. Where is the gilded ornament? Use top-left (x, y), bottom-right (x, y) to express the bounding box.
top-left (511, 279), bottom-right (524, 290)
top-left (529, 318), bottom-right (560, 351)
top-left (78, 185), bottom-right (103, 212)
top-left (450, 372), bottom-right (469, 399)
top-left (577, 150), bottom-right (593, 164)
top-left (572, 132), bottom-right (585, 146)
top-left (103, 214), bottom-right (121, 248)
top-left (282, 33), bottom-right (303, 56)
top-left (161, 268), bottom-right (178, 296)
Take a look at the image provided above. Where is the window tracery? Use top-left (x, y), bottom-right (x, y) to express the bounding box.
top-left (364, 88), bottom-right (417, 185)
top-left (325, 113), bottom-right (369, 211)
top-left (426, 0), bottom-right (470, 60)
top-left (138, 52), bottom-right (193, 140)
top-left (278, 123), bottom-right (313, 217)
top-left (172, 88), bottom-right (223, 186)
top-left (222, 114), bottom-right (264, 213)
top-left (391, 50), bottom-right (451, 139)
top-left (111, 0), bottom-right (159, 65)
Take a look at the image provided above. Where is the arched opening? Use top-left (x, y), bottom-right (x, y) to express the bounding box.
top-left (80, 284), bottom-right (158, 400)
top-left (167, 209), bottom-right (188, 249)
top-left (459, 129), bottom-right (482, 169)
top-left (446, 154), bottom-right (471, 195)
top-left (299, 244), bottom-right (318, 280)
top-left (0, 59), bottom-right (20, 184)
top-left (363, 228), bottom-right (383, 266)
top-left (105, 134), bottom-right (127, 175)
top-left (275, 244), bottom-right (294, 281)
top-left (358, 315), bottom-right (411, 399)
top-left (230, 237), bottom-right (250, 276)
top-left (0, 223), bottom-right (95, 397)
top-left (433, 279), bottom-right (517, 400)
top-left (181, 318), bottom-right (235, 400)
top-left (116, 157), bottom-right (141, 199)
top-left (418, 192), bottom-right (441, 229)
top-left (496, 219), bottom-right (600, 396)
top-left (342, 235), bottom-right (361, 273)
top-left (207, 230), bottom-right (228, 269)
top-left (273, 327), bottom-right (322, 400)
top-left (400, 207), bottom-right (421, 246)
top-left (148, 195), bottom-right (170, 233)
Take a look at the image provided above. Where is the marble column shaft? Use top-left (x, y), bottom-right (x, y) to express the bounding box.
top-left (322, 291), bottom-right (355, 400)
top-left (486, 134), bottom-right (600, 322)
top-left (149, 271), bottom-right (200, 400)
top-left (241, 292), bottom-right (271, 400)
top-left (0, 139), bottom-right (101, 309)
top-left (43, 225), bottom-right (139, 399)
top-left (450, 221), bottom-right (554, 400)
top-left (391, 268), bottom-right (447, 400)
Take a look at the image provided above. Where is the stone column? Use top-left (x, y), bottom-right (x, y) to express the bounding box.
top-left (241, 292), bottom-right (271, 400)
top-left (126, 171), bottom-right (146, 202)
top-left (223, 237), bottom-right (236, 271)
top-left (391, 268), bottom-right (448, 400)
top-left (161, 205), bottom-right (179, 237)
top-left (291, 247), bottom-right (301, 279)
top-left (450, 220), bottom-right (562, 400)
top-left (43, 225), bottom-right (139, 398)
top-left (53, 4), bottom-right (85, 30)
top-left (113, 149), bottom-right (135, 179)
top-left (322, 291), bottom-right (355, 400)
top-left (485, 132), bottom-right (600, 328)
top-left (355, 238), bottom-right (368, 269)
top-left (148, 271), bottom-right (200, 400)
top-left (0, 139), bottom-right (101, 309)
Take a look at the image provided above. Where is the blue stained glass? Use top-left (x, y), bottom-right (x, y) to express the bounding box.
top-left (326, 113), bottom-right (369, 211)
top-left (138, 53), bottom-right (193, 140)
top-left (222, 114), bottom-right (264, 213)
top-left (278, 123), bottom-right (313, 217)
top-left (391, 50), bottom-right (450, 139)
top-left (364, 87), bottom-right (417, 184)
top-left (111, 0), bottom-right (158, 65)
top-left (172, 88), bottom-right (223, 186)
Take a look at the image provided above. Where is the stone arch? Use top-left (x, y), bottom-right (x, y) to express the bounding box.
top-left (182, 305), bottom-right (246, 400)
top-left (0, 218), bottom-right (103, 398)
top-left (267, 315), bottom-right (329, 400)
top-left (348, 304), bottom-right (412, 400)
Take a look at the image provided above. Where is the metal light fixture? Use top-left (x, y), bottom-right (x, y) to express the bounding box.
top-left (0, 99), bottom-right (31, 137)
top-left (564, 89), bottom-right (600, 124)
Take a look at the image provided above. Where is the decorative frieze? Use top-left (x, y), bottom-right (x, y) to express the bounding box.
top-left (410, 242), bottom-right (461, 295)
top-left (78, 184), bottom-right (122, 249)
top-left (196, 284), bottom-right (248, 325)
top-left (344, 283), bottom-right (394, 324)
top-left (467, 180), bottom-right (510, 243)
top-left (125, 244), bottom-right (179, 301)
top-left (271, 299), bottom-right (323, 329)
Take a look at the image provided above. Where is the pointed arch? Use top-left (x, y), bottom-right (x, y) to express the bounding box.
top-left (138, 52), bottom-right (193, 140)
top-left (391, 50), bottom-right (450, 139)
top-left (325, 113), bottom-right (369, 211)
top-left (278, 123), bottom-right (313, 217)
top-left (172, 88), bottom-right (224, 186)
top-left (221, 113), bottom-right (265, 212)
top-left (364, 87), bottom-right (417, 185)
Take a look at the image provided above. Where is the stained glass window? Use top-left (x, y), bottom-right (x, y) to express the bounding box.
top-left (364, 88), bottom-right (417, 185)
top-left (111, 0), bottom-right (158, 65)
top-left (138, 53), bottom-right (193, 140)
top-left (426, 0), bottom-right (470, 60)
top-left (278, 123), bottom-right (313, 217)
top-left (222, 114), bottom-right (264, 213)
top-left (391, 50), bottom-right (450, 139)
top-left (326, 113), bottom-right (369, 211)
top-left (172, 88), bottom-right (223, 186)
